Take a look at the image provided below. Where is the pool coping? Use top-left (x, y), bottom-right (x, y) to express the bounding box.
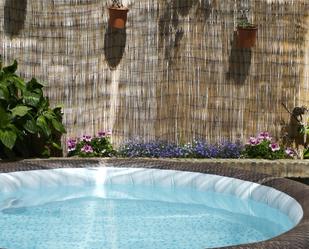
top-left (0, 158), bottom-right (308, 249)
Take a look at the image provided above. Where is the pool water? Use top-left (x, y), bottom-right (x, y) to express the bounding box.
top-left (0, 184), bottom-right (294, 249)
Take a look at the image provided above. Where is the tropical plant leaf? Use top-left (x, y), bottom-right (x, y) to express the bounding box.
top-left (11, 106), bottom-right (32, 117)
top-left (36, 115), bottom-right (51, 137)
top-left (0, 129), bottom-right (17, 149)
top-left (38, 97), bottom-right (49, 113)
top-left (26, 78), bottom-right (45, 91)
top-left (43, 110), bottom-right (56, 120)
top-left (51, 142), bottom-right (62, 150)
top-left (0, 107), bottom-right (11, 128)
top-left (23, 90), bottom-right (41, 107)
top-left (0, 85), bottom-right (9, 100)
top-left (51, 118), bottom-right (66, 133)
top-left (3, 60), bottom-right (18, 74)
top-left (6, 75), bottom-right (26, 91)
top-left (24, 119), bottom-right (38, 134)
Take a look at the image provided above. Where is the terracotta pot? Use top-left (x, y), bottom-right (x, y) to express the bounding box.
top-left (237, 26), bottom-right (258, 48)
top-left (108, 6), bottom-right (129, 29)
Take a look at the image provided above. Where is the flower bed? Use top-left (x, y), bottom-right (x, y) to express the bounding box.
top-left (67, 131), bottom-right (299, 160)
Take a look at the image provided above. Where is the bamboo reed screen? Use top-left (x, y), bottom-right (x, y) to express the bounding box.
top-left (0, 0), bottom-right (308, 145)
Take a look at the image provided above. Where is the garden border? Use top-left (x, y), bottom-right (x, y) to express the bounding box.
top-left (0, 158), bottom-right (308, 249)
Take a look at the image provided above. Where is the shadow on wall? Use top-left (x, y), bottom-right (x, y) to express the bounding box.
top-left (198, 0), bottom-right (212, 20)
top-left (173, 0), bottom-right (199, 17)
top-left (4, 0), bottom-right (27, 37)
top-left (226, 31), bottom-right (252, 85)
top-left (104, 25), bottom-right (127, 69)
top-left (159, 0), bottom-right (211, 62)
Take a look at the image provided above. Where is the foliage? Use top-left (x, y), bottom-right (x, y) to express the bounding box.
top-left (304, 148), bottom-right (309, 159)
top-left (118, 139), bottom-right (243, 159)
top-left (67, 131), bottom-right (116, 157)
top-left (0, 58), bottom-right (66, 159)
top-left (242, 132), bottom-right (294, 160)
top-left (237, 13), bottom-right (256, 29)
top-left (299, 118), bottom-right (309, 159)
top-left (299, 118), bottom-right (309, 137)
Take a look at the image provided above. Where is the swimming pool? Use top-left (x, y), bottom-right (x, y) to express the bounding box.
top-left (0, 159), bottom-right (307, 249)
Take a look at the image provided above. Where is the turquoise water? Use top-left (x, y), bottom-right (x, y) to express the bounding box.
top-left (0, 184), bottom-right (294, 249)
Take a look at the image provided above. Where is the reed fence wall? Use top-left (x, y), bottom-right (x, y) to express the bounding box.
top-left (0, 0), bottom-right (308, 146)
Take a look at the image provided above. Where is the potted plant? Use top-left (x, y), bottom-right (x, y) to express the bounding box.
top-left (108, 0), bottom-right (129, 29)
top-left (236, 15), bottom-right (258, 48)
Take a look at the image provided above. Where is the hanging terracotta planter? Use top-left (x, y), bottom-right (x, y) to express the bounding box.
top-left (237, 25), bottom-right (258, 48)
top-left (108, 1), bottom-right (129, 29)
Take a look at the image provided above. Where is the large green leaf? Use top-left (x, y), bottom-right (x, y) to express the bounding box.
top-left (26, 78), bottom-right (45, 91)
top-left (3, 60), bottom-right (18, 74)
top-left (11, 106), bottom-right (32, 117)
top-left (0, 129), bottom-right (17, 149)
top-left (11, 76), bottom-right (26, 91)
top-left (24, 119), bottom-right (37, 134)
top-left (51, 118), bottom-right (66, 133)
top-left (304, 148), bottom-right (309, 159)
top-left (51, 142), bottom-right (62, 150)
top-left (0, 85), bottom-right (9, 100)
top-left (43, 110), bottom-right (56, 120)
top-left (36, 115), bottom-right (51, 137)
top-left (0, 107), bottom-right (11, 128)
top-left (23, 91), bottom-right (41, 107)
top-left (38, 97), bottom-right (49, 113)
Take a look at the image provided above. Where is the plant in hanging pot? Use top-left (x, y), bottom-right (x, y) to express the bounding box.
top-left (236, 16), bottom-right (258, 49)
top-left (108, 0), bottom-right (129, 29)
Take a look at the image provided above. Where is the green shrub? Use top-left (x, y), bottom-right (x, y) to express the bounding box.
top-left (0, 58), bottom-right (66, 159)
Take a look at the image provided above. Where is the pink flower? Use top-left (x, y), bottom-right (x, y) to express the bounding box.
top-left (269, 143), bottom-right (280, 152)
top-left (285, 148), bottom-right (295, 157)
top-left (98, 130), bottom-right (112, 137)
top-left (247, 136), bottom-right (260, 146)
top-left (82, 135), bottom-right (92, 142)
top-left (258, 131), bottom-right (272, 142)
top-left (67, 138), bottom-right (77, 152)
top-left (98, 131), bottom-right (106, 137)
top-left (81, 145), bottom-right (93, 153)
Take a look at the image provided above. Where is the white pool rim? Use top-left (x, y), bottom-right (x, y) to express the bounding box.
top-left (0, 166), bottom-right (303, 225)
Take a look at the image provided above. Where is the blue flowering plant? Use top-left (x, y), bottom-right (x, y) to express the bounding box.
top-left (67, 131), bottom-right (115, 157)
top-left (118, 139), bottom-right (242, 159)
top-left (242, 131), bottom-right (295, 160)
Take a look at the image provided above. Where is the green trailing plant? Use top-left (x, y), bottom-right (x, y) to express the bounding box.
top-left (0, 57), bottom-right (66, 159)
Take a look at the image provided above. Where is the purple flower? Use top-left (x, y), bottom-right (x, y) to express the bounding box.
top-left (82, 135), bottom-right (92, 142)
top-left (67, 138), bottom-right (77, 152)
top-left (285, 148), bottom-right (295, 157)
top-left (81, 144), bottom-right (93, 153)
top-left (258, 131), bottom-right (272, 141)
top-left (106, 130), bottom-right (112, 136)
top-left (248, 137), bottom-right (260, 146)
top-left (98, 131), bottom-right (106, 137)
top-left (269, 143), bottom-right (280, 152)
